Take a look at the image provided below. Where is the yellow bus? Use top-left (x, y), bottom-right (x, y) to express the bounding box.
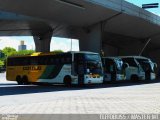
top-left (6, 51), bottom-right (103, 85)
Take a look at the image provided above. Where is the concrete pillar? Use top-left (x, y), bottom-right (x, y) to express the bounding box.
top-left (33, 32), bottom-right (53, 52)
top-left (78, 23), bottom-right (102, 53)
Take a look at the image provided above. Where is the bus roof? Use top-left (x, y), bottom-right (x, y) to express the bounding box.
top-left (119, 56), bottom-right (149, 60)
top-left (67, 51), bottom-right (98, 54)
top-left (102, 57), bottom-right (122, 61)
top-left (102, 57), bottom-right (121, 59)
top-left (7, 51), bottom-right (99, 58)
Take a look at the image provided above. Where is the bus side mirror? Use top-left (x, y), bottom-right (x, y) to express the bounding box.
top-left (154, 63), bottom-right (157, 68)
top-left (122, 63), bottom-right (129, 69)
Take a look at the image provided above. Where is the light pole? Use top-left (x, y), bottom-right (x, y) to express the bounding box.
top-left (139, 38), bottom-right (151, 56)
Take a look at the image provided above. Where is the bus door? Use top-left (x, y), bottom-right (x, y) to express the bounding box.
top-left (109, 61), bottom-right (116, 82)
top-left (105, 59), bottom-right (116, 81)
top-left (145, 63), bottom-right (151, 80)
top-left (74, 53), bottom-right (85, 85)
top-left (141, 61), bottom-right (151, 80)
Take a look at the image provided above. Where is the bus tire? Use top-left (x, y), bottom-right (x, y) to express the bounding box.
top-left (16, 76), bottom-right (23, 85)
top-left (131, 75), bottom-right (139, 82)
top-left (64, 76), bottom-right (71, 86)
top-left (22, 76), bottom-right (29, 85)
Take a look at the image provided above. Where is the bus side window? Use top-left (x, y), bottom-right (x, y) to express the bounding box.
top-left (122, 58), bottom-right (137, 67)
top-left (105, 59), bottom-right (114, 73)
top-left (31, 57), bottom-right (38, 65)
top-left (23, 58), bottom-right (29, 65)
top-left (64, 54), bottom-right (72, 64)
top-left (15, 58), bottom-right (20, 66)
top-left (61, 57), bottom-right (65, 64)
top-left (39, 56), bottom-right (44, 65)
top-left (66, 57), bottom-right (71, 64)
top-left (55, 57), bottom-right (59, 64)
top-left (44, 57), bottom-right (49, 65)
top-left (50, 58), bottom-right (54, 65)
top-left (8, 58), bottom-right (14, 66)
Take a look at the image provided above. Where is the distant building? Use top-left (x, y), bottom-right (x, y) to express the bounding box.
top-left (18, 40), bottom-right (26, 51)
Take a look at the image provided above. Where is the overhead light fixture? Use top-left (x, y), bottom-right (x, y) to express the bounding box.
top-left (55, 0), bottom-right (85, 10)
top-left (142, 3), bottom-right (159, 9)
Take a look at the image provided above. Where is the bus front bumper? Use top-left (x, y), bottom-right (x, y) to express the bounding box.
top-left (116, 74), bottom-right (125, 81)
top-left (151, 73), bottom-right (156, 80)
top-left (84, 74), bottom-right (103, 84)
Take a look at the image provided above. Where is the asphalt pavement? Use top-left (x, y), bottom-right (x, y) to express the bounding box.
top-left (0, 72), bottom-right (160, 114)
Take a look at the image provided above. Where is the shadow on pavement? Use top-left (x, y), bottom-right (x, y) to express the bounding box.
top-left (0, 80), bottom-right (160, 96)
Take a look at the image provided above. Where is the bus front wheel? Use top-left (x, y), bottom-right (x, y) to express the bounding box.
top-left (16, 76), bottom-right (23, 85)
top-left (64, 76), bottom-right (71, 86)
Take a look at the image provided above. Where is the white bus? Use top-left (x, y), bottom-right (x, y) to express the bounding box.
top-left (102, 57), bottom-right (127, 83)
top-left (6, 51), bottom-right (103, 86)
top-left (120, 56), bottom-right (157, 81)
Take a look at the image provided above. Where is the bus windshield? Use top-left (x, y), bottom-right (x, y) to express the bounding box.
top-left (114, 58), bottom-right (123, 71)
top-left (84, 54), bottom-right (100, 61)
top-left (84, 54), bottom-right (103, 74)
top-left (136, 58), bottom-right (154, 72)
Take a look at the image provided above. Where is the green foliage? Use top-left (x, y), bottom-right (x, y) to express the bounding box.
top-left (51, 50), bottom-right (64, 54)
top-left (16, 50), bottom-right (35, 55)
top-left (1, 47), bottom-right (35, 67)
top-left (0, 60), bottom-right (4, 66)
top-left (2, 47), bottom-right (17, 57)
top-left (2, 47), bottom-right (35, 57)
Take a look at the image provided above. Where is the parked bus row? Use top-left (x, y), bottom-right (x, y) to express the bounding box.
top-left (102, 56), bottom-right (157, 83)
top-left (6, 51), bottom-right (157, 86)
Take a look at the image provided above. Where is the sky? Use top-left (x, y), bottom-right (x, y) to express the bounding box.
top-left (0, 0), bottom-right (160, 52)
top-left (0, 36), bottom-right (79, 52)
top-left (125, 0), bottom-right (160, 16)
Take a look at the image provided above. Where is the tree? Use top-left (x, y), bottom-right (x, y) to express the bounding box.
top-left (2, 47), bottom-right (17, 57)
top-left (16, 50), bottom-right (35, 55)
top-left (51, 50), bottom-right (64, 54)
top-left (1, 47), bottom-right (35, 67)
top-left (0, 50), bottom-right (5, 60)
top-left (0, 60), bottom-right (4, 66)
